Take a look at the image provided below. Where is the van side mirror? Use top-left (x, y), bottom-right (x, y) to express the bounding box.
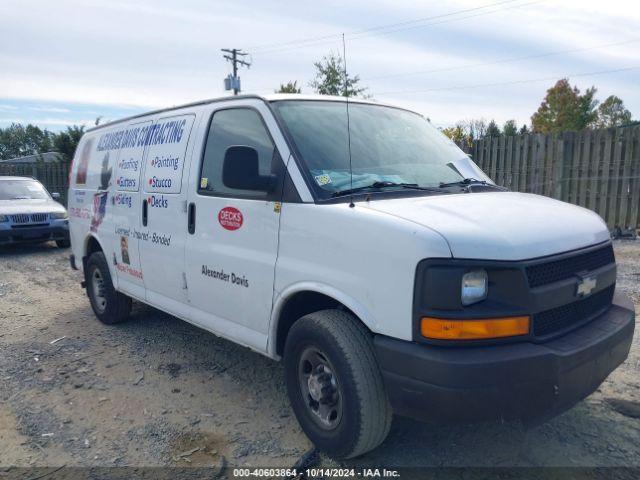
top-left (51, 192), bottom-right (61, 200)
top-left (222, 146), bottom-right (277, 192)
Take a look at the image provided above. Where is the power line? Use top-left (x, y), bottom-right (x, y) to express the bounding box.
top-left (247, 0), bottom-right (537, 56)
top-left (348, 0), bottom-right (542, 42)
top-left (372, 65), bottom-right (640, 96)
top-left (364, 38), bottom-right (640, 81)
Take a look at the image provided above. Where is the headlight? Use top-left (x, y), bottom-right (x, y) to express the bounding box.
top-left (461, 269), bottom-right (488, 305)
top-left (50, 211), bottom-right (68, 220)
top-left (0, 214), bottom-right (8, 223)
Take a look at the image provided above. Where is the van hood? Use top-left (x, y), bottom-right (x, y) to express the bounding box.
top-left (363, 192), bottom-right (610, 261)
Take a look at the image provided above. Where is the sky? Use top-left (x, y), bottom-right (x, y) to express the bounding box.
top-left (1, 0), bottom-right (639, 131)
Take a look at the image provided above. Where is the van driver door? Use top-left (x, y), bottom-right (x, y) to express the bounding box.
top-left (184, 102), bottom-right (285, 352)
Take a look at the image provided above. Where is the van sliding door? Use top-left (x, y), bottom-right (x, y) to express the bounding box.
top-left (137, 114), bottom-right (196, 306)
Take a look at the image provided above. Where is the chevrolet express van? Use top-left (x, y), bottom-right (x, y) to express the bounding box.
top-left (68, 94), bottom-right (635, 459)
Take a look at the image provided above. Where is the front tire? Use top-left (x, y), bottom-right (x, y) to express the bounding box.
top-left (85, 251), bottom-right (131, 324)
top-left (284, 310), bottom-right (392, 459)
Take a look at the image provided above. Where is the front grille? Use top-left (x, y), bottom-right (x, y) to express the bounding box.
top-left (532, 285), bottom-right (615, 337)
top-left (10, 213), bottom-right (50, 224)
top-left (10, 213), bottom-right (30, 224)
top-left (526, 244), bottom-right (615, 288)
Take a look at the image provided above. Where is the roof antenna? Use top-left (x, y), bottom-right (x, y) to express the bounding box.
top-left (342, 33), bottom-right (355, 209)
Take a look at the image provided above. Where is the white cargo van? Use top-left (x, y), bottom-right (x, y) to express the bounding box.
top-left (68, 94), bottom-right (635, 459)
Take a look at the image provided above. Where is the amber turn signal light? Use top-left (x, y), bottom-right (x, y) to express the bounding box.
top-left (421, 316), bottom-right (530, 340)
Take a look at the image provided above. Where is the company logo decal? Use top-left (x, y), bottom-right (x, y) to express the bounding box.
top-left (70, 207), bottom-right (91, 219)
top-left (116, 263), bottom-right (143, 279)
top-left (151, 155), bottom-right (180, 170)
top-left (218, 207), bottom-right (243, 231)
top-left (120, 236), bottom-right (130, 264)
top-left (147, 195), bottom-right (168, 208)
top-left (116, 177), bottom-right (137, 188)
top-left (201, 265), bottom-right (249, 288)
top-left (576, 275), bottom-right (597, 297)
top-left (118, 158), bottom-right (139, 171)
top-left (114, 193), bottom-right (132, 208)
top-left (148, 176), bottom-right (172, 188)
top-left (90, 153), bottom-right (111, 232)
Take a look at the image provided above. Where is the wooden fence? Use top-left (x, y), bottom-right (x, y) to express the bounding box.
top-left (460, 125), bottom-right (640, 229)
top-left (1, 126), bottom-right (639, 228)
top-left (0, 162), bottom-right (69, 205)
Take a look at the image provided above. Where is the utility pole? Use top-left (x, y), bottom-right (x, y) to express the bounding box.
top-left (222, 48), bottom-right (251, 95)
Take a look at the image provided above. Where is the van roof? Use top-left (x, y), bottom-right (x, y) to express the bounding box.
top-left (85, 94), bottom-right (403, 133)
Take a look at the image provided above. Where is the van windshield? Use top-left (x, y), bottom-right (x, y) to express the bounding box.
top-left (0, 179), bottom-right (50, 200)
top-left (271, 100), bottom-right (491, 199)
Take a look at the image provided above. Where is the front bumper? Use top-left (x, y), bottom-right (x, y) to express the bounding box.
top-left (0, 222), bottom-right (69, 244)
top-left (374, 291), bottom-right (635, 425)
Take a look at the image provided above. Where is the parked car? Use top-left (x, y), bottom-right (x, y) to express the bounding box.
top-left (0, 176), bottom-right (70, 248)
top-left (67, 94), bottom-right (635, 459)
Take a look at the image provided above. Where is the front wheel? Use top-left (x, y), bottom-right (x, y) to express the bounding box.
top-left (85, 251), bottom-right (131, 324)
top-left (284, 310), bottom-right (392, 459)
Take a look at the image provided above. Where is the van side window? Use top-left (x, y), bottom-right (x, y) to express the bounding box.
top-left (199, 108), bottom-right (279, 199)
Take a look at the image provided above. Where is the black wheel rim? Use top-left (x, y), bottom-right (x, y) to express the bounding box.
top-left (91, 267), bottom-right (107, 314)
top-left (297, 346), bottom-right (343, 430)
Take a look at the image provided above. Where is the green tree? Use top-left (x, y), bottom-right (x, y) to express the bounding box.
top-left (486, 119), bottom-right (501, 138)
top-left (0, 123), bottom-right (84, 162)
top-left (310, 53), bottom-right (368, 97)
top-left (503, 119), bottom-right (518, 136)
top-left (276, 81), bottom-right (302, 94)
top-left (531, 79), bottom-right (598, 133)
top-left (52, 125), bottom-right (85, 163)
top-left (466, 119), bottom-right (487, 141)
top-left (519, 124), bottom-right (530, 135)
top-left (595, 95), bottom-right (632, 128)
top-left (441, 124), bottom-right (467, 145)
top-left (0, 123), bottom-right (53, 160)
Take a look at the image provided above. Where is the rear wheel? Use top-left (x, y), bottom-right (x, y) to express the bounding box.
top-left (284, 309), bottom-right (392, 459)
top-left (85, 251), bottom-right (131, 324)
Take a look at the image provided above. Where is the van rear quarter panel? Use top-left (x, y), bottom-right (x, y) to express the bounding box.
top-left (68, 129), bottom-right (119, 278)
top-left (272, 202), bottom-right (452, 345)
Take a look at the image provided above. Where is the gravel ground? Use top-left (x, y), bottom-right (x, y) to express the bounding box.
top-left (0, 240), bottom-right (639, 473)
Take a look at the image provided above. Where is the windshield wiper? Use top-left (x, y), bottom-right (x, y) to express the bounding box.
top-left (439, 178), bottom-right (506, 190)
top-left (331, 181), bottom-right (442, 198)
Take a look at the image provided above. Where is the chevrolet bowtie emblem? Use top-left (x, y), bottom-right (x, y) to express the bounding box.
top-left (576, 275), bottom-right (597, 297)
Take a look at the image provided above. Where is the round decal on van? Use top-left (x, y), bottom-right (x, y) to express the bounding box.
top-left (218, 207), bottom-right (243, 231)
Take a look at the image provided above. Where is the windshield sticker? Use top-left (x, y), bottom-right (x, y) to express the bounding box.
top-left (314, 174), bottom-right (332, 186)
top-left (218, 207), bottom-right (243, 231)
top-left (200, 177), bottom-right (208, 189)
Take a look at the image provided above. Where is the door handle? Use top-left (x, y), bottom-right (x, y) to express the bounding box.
top-left (142, 198), bottom-right (148, 226)
top-left (188, 202), bottom-right (196, 234)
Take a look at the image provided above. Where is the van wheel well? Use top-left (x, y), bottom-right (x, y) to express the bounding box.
top-left (276, 291), bottom-right (355, 357)
top-left (83, 236), bottom-right (103, 269)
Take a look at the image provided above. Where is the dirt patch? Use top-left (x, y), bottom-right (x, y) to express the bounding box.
top-left (0, 240), bottom-right (639, 470)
